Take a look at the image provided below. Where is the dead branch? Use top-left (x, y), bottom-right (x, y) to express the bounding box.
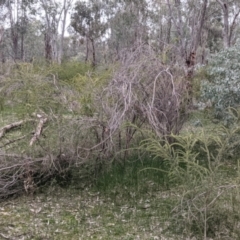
top-left (0, 119), bottom-right (33, 139)
top-left (29, 115), bottom-right (48, 146)
top-left (100, 44), bottom-right (188, 140)
top-left (0, 135), bottom-right (27, 148)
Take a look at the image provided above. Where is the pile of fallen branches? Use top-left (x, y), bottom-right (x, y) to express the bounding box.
top-left (0, 111), bottom-right (115, 199)
top-left (0, 113), bottom-right (44, 198)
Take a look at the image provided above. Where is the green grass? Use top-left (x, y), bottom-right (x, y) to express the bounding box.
top-left (1, 151), bottom-right (240, 239)
top-left (0, 171), bottom-right (177, 240)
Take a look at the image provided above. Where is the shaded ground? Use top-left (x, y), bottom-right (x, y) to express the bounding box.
top-left (1, 111), bottom-right (240, 239)
top-left (0, 184), bottom-right (180, 240)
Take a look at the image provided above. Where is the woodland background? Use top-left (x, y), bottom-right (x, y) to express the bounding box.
top-left (1, 1), bottom-right (240, 239)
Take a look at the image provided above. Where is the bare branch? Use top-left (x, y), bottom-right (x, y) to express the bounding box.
top-left (29, 115), bottom-right (48, 146)
top-left (0, 119), bottom-right (33, 139)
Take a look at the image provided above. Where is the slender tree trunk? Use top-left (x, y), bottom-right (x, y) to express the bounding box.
top-left (167, 0), bottom-right (185, 59)
top-left (216, 0), bottom-right (240, 47)
top-left (20, 31), bottom-right (24, 61)
top-left (0, 26), bottom-right (4, 63)
top-left (193, 0), bottom-right (208, 52)
top-left (59, 0), bottom-right (73, 63)
top-left (58, 0), bottom-right (67, 63)
top-left (12, 31), bottom-right (18, 60)
top-left (222, 2), bottom-right (230, 48)
top-left (166, 17), bottom-right (172, 44)
top-left (229, 9), bottom-right (240, 46)
top-left (91, 38), bottom-right (96, 68)
top-left (85, 37), bottom-right (89, 63)
top-left (44, 31), bottom-right (52, 62)
top-left (8, 3), bottom-right (18, 60)
top-left (186, 0), bottom-right (208, 78)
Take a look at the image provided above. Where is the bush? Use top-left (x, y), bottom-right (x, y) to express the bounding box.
top-left (201, 41), bottom-right (240, 120)
top-left (53, 61), bottom-right (92, 82)
top-left (141, 125), bottom-right (240, 238)
top-left (102, 44), bottom-right (189, 138)
top-left (0, 62), bottom-right (104, 198)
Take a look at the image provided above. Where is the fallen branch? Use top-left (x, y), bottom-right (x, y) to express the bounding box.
top-left (29, 115), bottom-right (48, 146)
top-left (0, 119), bottom-right (33, 139)
top-left (0, 135), bottom-right (27, 148)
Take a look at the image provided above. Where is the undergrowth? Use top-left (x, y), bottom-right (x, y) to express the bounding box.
top-left (1, 60), bottom-right (240, 239)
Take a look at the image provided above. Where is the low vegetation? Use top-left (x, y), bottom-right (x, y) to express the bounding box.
top-left (1, 45), bottom-right (240, 239)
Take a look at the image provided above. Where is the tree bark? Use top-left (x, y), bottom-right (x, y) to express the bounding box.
top-left (44, 31), bottom-right (52, 62)
top-left (229, 9), bottom-right (240, 46)
top-left (58, 0), bottom-right (73, 63)
top-left (216, 0), bottom-right (233, 48)
top-left (85, 37), bottom-right (89, 63)
top-left (8, 2), bottom-right (19, 60)
top-left (91, 38), bottom-right (96, 68)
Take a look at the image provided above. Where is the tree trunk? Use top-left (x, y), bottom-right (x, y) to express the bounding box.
top-left (59, 0), bottom-right (72, 63)
top-left (20, 32), bottom-right (24, 61)
top-left (217, 0), bottom-right (236, 48)
top-left (44, 31), bottom-right (52, 62)
top-left (222, 2), bottom-right (230, 48)
top-left (91, 38), bottom-right (96, 68)
top-left (85, 37), bottom-right (89, 63)
top-left (8, 3), bottom-right (19, 61)
top-left (12, 31), bottom-right (18, 60)
top-left (167, 0), bottom-right (185, 59)
top-left (0, 26), bottom-right (4, 63)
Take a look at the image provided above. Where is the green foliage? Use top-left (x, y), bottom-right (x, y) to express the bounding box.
top-left (201, 41), bottom-right (240, 120)
top-left (1, 62), bottom-right (111, 117)
top-left (95, 155), bottom-right (168, 194)
top-left (71, 1), bottom-right (107, 39)
top-left (53, 61), bottom-right (92, 82)
top-left (1, 63), bottom-right (65, 116)
top-left (63, 66), bottom-right (111, 116)
top-left (140, 124), bottom-right (240, 238)
top-left (192, 66), bottom-right (208, 100)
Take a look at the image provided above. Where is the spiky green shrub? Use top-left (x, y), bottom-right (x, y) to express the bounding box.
top-left (141, 124), bottom-right (240, 238)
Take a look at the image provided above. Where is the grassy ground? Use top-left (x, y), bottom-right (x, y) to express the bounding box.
top-left (0, 161), bottom-right (179, 240)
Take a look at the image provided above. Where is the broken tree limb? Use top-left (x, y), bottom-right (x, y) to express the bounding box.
top-left (29, 115), bottom-right (48, 146)
top-left (0, 119), bottom-right (34, 139)
top-left (0, 135), bottom-right (27, 148)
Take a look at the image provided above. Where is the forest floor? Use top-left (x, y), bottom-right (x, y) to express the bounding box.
top-left (1, 111), bottom-right (239, 240)
top-left (0, 181), bottom-right (181, 240)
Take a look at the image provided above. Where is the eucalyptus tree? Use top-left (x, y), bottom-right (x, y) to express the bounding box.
top-left (0, 1), bottom-right (7, 62)
top-left (165, 0), bottom-right (208, 70)
top-left (71, 0), bottom-right (107, 67)
top-left (106, 0), bottom-right (149, 59)
top-left (40, 0), bottom-right (73, 63)
top-left (58, 0), bottom-right (73, 63)
top-left (216, 0), bottom-right (240, 48)
top-left (40, 0), bottom-right (60, 62)
top-left (1, 0), bottom-right (36, 61)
